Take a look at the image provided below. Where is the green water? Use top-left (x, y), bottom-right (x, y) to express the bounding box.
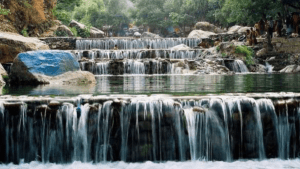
top-left (2, 73), bottom-right (300, 96)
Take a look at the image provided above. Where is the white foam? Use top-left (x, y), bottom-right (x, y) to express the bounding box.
top-left (1, 159), bottom-right (300, 169)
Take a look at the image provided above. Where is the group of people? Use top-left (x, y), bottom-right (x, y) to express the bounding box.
top-left (246, 12), bottom-right (300, 46)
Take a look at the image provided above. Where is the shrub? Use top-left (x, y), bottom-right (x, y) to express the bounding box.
top-left (216, 46), bottom-right (220, 52)
top-left (21, 28), bottom-right (29, 37)
top-left (222, 53), bottom-right (227, 57)
top-left (76, 26), bottom-right (91, 38)
top-left (52, 8), bottom-right (72, 25)
top-left (0, 6), bottom-right (11, 15)
top-left (54, 30), bottom-right (68, 37)
top-left (235, 45), bottom-right (254, 65)
top-left (69, 27), bottom-right (78, 37)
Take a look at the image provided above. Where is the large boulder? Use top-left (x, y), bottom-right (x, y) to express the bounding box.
top-left (141, 32), bottom-right (161, 38)
top-left (195, 22), bottom-right (225, 33)
top-left (228, 25), bottom-right (251, 34)
top-left (10, 50), bottom-right (96, 85)
top-left (56, 25), bottom-right (74, 37)
top-left (134, 32), bottom-right (141, 37)
top-left (279, 65), bottom-right (300, 73)
top-left (69, 20), bottom-right (104, 38)
top-left (0, 64), bottom-right (8, 76)
top-left (188, 30), bottom-right (216, 39)
top-left (170, 44), bottom-right (191, 50)
top-left (0, 32), bottom-right (49, 64)
top-left (0, 76), bottom-right (5, 86)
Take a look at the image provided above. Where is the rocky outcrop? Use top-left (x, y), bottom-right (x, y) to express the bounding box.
top-left (0, 32), bottom-right (49, 63)
top-left (141, 32), bottom-right (161, 38)
top-left (69, 20), bottom-right (104, 38)
top-left (134, 32), bottom-right (141, 37)
top-left (188, 30), bottom-right (216, 39)
top-left (279, 65), bottom-right (300, 73)
top-left (0, 64), bottom-right (8, 76)
top-left (195, 22), bottom-right (225, 33)
top-left (2, 0), bottom-right (57, 36)
top-left (194, 59), bottom-right (231, 74)
top-left (170, 44), bottom-right (191, 50)
top-left (10, 50), bottom-right (96, 85)
top-left (227, 25), bottom-right (251, 34)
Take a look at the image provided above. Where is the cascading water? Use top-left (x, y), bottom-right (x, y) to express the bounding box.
top-left (124, 60), bottom-right (145, 74)
top-left (1, 95), bottom-right (299, 164)
top-left (76, 38), bottom-right (201, 50)
top-left (225, 60), bottom-right (249, 73)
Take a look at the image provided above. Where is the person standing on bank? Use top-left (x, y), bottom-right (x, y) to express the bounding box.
top-left (276, 12), bottom-right (283, 37)
top-left (268, 17), bottom-right (274, 38)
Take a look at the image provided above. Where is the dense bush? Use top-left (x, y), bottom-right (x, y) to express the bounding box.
top-left (235, 45), bottom-right (254, 65)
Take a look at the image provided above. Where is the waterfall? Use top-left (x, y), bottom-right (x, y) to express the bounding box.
top-left (74, 49), bottom-right (200, 60)
top-left (1, 95), bottom-right (300, 163)
top-left (265, 62), bottom-right (274, 73)
top-left (225, 60), bottom-right (249, 73)
top-left (125, 60), bottom-right (145, 74)
top-left (76, 38), bottom-right (201, 50)
top-left (95, 62), bottom-right (109, 75)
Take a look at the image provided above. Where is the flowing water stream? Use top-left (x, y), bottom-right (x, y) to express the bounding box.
top-left (0, 38), bottom-right (298, 168)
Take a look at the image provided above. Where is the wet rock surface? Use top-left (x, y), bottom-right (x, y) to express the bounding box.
top-left (0, 94), bottom-right (299, 163)
top-left (0, 32), bottom-right (49, 63)
top-left (10, 50), bottom-right (95, 84)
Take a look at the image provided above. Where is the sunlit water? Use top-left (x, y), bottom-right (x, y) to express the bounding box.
top-left (1, 159), bottom-right (300, 169)
top-left (3, 73), bottom-right (300, 96)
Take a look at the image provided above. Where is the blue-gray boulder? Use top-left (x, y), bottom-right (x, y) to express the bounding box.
top-left (10, 50), bottom-right (95, 85)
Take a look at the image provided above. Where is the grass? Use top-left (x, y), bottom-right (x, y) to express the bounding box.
top-left (21, 28), bottom-right (29, 37)
top-left (235, 45), bottom-right (254, 65)
top-left (222, 53), bottom-right (227, 57)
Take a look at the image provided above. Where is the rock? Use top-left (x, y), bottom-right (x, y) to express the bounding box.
top-left (0, 76), bottom-right (5, 85)
top-left (0, 64), bottom-right (8, 76)
top-left (228, 25), bottom-right (251, 34)
top-left (2, 0), bottom-right (56, 36)
top-left (219, 42), bottom-right (236, 54)
top-left (0, 32), bottom-right (49, 64)
top-left (56, 25), bottom-right (74, 37)
top-left (53, 20), bottom-right (62, 26)
top-left (69, 20), bottom-right (104, 38)
top-left (256, 48), bottom-right (268, 57)
top-left (194, 22), bottom-right (225, 33)
top-left (141, 32), bottom-right (161, 38)
top-left (188, 30), bottom-right (216, 39)
top-left (280, 65), bottom-right (300, 73)
top-left (193, 107), bottom-right (207, 113)
top-left (10, 50), bottom-right (95, 85)
top-left (40, 25), bottom-right (59, 37)
top-left (185, 60), bottom-right (198, 70)
top-left (170, 44), bottom-right (191, 50)
top-left (42, 71), bottom-right (96, 85)
top-left (134, 32), bottom-right (141, 37)
top-left (249, 64), bottom-right (267, 73)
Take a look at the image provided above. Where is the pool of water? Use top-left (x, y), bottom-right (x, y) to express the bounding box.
top-left (3, 73), bottom-right (300, 96)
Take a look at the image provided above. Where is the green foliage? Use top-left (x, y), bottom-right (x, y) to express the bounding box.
top-left (216, 46), bottom-right (220, 52)
top-left (22, 0), bottom-right (32, 8)
top-left (222, 53), bottom-right (227, 57)
top-left (55, 30), bottom-right (68, 37)
top-left (0, 6), bottom-right (11, 15)
top-left (2, 75), bottom-right (9, 84)
top-left (235, 45), bottom-right (254, 65)
top-left (52, 8), bottom-right (72, 25)
top-left (69, 27), bottom-right (78, 37)
top-left (76, 26), bottom-right (91, 38)
top-left (21, 28), bottom-right (29, 37)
